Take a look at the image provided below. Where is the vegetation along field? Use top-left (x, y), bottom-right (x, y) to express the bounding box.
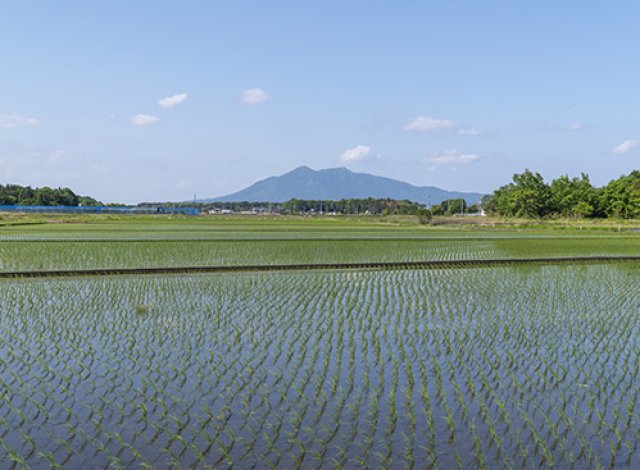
top-left (2, 216), bottom-right (640, 468)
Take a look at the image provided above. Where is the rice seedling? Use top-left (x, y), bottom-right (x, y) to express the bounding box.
top-left (2, 222), bottom-right (640, 467)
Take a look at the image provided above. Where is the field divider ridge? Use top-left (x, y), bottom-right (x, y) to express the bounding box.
top-left (2, 255), bottom-right (640, 278)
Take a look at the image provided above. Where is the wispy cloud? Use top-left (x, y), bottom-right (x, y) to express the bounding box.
top-left (0, 113), bottom-right (41, 128)
top-left (157, 92), bottom-right (188, 109)
top-left (612, 139), bottom-right (639, 154)
top-left (404, 115), bottom-right (482, 136)
top-left (538, 122), bottom-right (585, 131)
top-left (404, 115), bottom-right (456, 132)
top-left (425, 149), bottom-right (479, 165)
top-left (130, 114), bottom-right (159, 126)
top-left (340, 145), bottom-right (376, 163)
top-left (240, 88), bottom-right (270, 104)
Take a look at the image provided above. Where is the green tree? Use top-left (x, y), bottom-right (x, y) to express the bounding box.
top-left (430, 204), bottom-right (444, 216)
top-left (492, 170), bottom-right (551, 218)
top-left (549, 173), bottom-right (595, 217)
top-left (440, 198), bottom-right (466, 215)
top-left (601, 171), bottom-right (640, 218)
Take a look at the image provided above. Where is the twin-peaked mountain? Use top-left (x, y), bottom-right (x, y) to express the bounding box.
top-left (205, 166), bottom-right (483, 205)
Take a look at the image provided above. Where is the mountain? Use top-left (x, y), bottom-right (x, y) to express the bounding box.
top-left (204, 166), bottom-right (484, 205)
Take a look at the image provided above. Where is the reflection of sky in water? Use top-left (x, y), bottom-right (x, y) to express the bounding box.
top-left (1, 265), bottom-right (640, 467)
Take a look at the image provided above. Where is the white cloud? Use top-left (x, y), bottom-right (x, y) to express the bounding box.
top-left (340, 145), bottom-right (376, 163)
top-left (130, 114), bottom-right (159, 126)
top-left (612, 139), bottom-right (639, 154)
top-left (157, 93), bottom-right (188, 109)
top-left (0, 113), bottom-right (41, 128)
top-left (538, 122), bottom-right (585, 131)
top-left (458, 127), bottom-right (481, 135)
top-left (404, 115), bottom-right (457, 132)
top-left (425, 149), bottom-right (479, 165)
top-left (240, 88), bottom-right (270, 104)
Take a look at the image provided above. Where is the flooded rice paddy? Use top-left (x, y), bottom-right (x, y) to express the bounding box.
top-left (1, 264), bottom-right (640, 468)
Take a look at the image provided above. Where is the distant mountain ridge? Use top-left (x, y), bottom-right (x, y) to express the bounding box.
top-left (204, 166), bottom-right (483, 205)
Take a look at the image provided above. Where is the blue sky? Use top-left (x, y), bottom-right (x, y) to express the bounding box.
top-left (1, 1), bottom-right (639, 203)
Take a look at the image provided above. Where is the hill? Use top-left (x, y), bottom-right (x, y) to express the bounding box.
top-left (204, 166), bottom-right (483, 205)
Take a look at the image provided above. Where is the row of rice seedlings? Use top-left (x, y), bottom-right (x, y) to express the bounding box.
top-left (0, 239), bottom-right (508, 272)
top-left (0, 218), bottom-right (459, 242)
top-left (5, 235), bottom-right (640, 271)
top-left (2, 264), bottom-right (640, 466)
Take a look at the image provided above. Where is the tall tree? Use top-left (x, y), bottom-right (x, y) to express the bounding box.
top-left (492, 170), bottom-right (551, 218)
top-left (601, 171), bottom-right (640, 219)
top-left (549, 173), bottom-right (596, 217)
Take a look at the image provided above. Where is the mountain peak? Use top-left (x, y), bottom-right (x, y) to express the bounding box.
top-left (288, 165), bottom-right (314, 173)
top-left (323, 166), bottom-right (351, 174)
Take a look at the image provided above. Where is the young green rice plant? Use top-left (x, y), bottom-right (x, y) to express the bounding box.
top-left (3, 260), bottom-right (640, 466)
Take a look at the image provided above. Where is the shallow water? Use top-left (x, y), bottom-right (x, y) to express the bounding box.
top-left (1, 265), bottom-right (639, 468)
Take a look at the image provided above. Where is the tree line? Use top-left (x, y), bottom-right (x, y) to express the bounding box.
top-left (482, 170), bottom-right (640, 219)
top-left (281, 198), bottom-right (431, 216)
top-left (159, 198), bottom-right (432, 216)
top-left (0, 184), bottom-right (101, 206)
